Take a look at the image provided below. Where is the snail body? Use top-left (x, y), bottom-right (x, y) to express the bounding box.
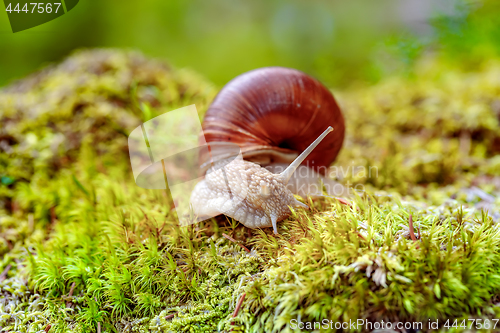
top-left (191, 127), bottom-right (333, 234)
top-left (190, 67), bottom-right (346, 233)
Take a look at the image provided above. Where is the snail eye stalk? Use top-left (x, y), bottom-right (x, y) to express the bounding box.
top-left (279, 126), bottom-right (333, 184)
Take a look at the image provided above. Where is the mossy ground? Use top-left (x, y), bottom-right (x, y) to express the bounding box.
top-left (1, 49), bottom-right (500, 332)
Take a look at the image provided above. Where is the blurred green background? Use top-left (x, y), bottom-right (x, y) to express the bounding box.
top-left (0, 0), bottom-right (499, 88)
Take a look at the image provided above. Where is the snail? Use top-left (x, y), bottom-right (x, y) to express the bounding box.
top-left (190, 67), bottom-right (346, 234)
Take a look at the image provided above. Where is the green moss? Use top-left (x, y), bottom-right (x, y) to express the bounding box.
top-left (1, 49), bottom-right (500, 332)
top-left (336, 59), bottom-right (500, 193)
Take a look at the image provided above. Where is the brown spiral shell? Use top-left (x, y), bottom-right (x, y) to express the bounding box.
top-left (201, 67), bottom-right (345, 174)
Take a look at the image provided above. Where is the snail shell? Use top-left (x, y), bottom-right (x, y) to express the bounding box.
top-left (200, 67), bottom-right (345, 174)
